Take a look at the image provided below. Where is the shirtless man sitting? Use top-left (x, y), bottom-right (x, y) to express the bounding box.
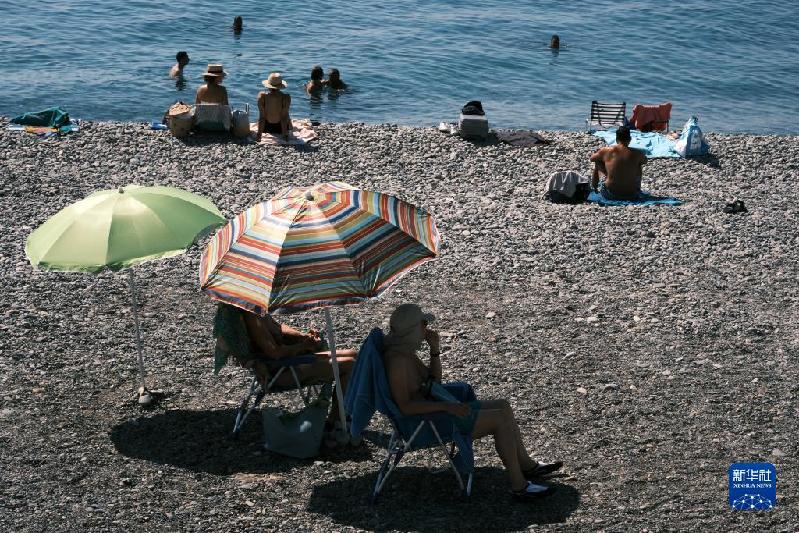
top-left (589, 125), bottom-right (647, 200)
top-left (242, 310), bottom-right (356, 426)
top-left (383, 303), bottom-right (563, 502)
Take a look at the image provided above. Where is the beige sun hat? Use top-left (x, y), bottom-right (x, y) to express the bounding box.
top-left (262, 72), bottom-right (288, 89)
top-left (202, 64), bottom-right (227, 77)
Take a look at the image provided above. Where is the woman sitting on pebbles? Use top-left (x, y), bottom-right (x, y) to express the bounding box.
top-left (383, 303), bottom-right (564, 502)
top-left (195, 64), bottom-right (229, 105)
top-left (257, 72), bottom-right (292, 141)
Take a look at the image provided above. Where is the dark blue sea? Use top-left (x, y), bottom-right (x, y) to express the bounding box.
top-left (2, 0), bottom-right (798, 133)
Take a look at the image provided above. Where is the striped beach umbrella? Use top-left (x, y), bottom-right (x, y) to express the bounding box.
top-left (199, 181), bottom-right (439, 434)
top-left (199, 181), bottom-right (439, 315)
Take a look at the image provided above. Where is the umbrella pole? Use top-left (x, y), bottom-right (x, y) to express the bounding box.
top-left (127, 269), bottom-right (150, 403)
top-left (324, 307), bottom-right (348, 441)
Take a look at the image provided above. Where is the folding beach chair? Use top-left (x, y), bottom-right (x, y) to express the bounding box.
top-left (212, 304), bottom-right (329, 439)
top-left (194, 104), bottom-right (232, 132)
top-left (345, 329), bottom-right (475, 503)
top-left (585, 101), bottom-right (627, 131)
top-left (630, 102), bottom-right (672, 132)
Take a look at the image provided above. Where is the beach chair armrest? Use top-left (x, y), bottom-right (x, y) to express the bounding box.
top-left (267, 354), bottom-right (316, 369)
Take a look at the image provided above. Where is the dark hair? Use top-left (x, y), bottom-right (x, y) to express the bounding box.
top-left (550, 34), bottom-right (560, 48)
top-left (310, 65), bottom-right (324, 81)
top-left (176, 51), bottom-right (189, 62)
top-left (328, 68), bottom-right (340, 79)
top-left (233, 16), bottom-right (243, 30)
top-left (616, 125), bottom-right (632, 143)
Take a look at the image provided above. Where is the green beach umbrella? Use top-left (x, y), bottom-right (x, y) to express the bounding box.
top-left (26, 185), bottom-right (226, 404)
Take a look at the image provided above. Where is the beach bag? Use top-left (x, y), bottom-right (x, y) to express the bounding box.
top-left (675, 116), bottom-right (709, 157)
top-left (461, 101), bottom-right (485, 116)
top-left (262, 383), bottom-right (332, 458)
top-left (459, 101), bottom-right (489, 140)
top-left (231, 104), bottom-right (251, 138)
top-left (544, 171), bottom-right (591, 204)
top-left (166, 102), bottom-right (193, 138)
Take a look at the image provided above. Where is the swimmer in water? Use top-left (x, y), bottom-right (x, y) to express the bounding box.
top-left (325, 68), bottom-right (348, 91)
top-left (305, 65), bottom-right (325, 94)
top-left (233, 16), bottom-right (243, 34)
top-left (549, 34), bottom-right (560, 49)
top-left (170, 51), bottom-right (190, 78)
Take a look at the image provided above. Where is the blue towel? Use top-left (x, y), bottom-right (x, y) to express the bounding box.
top-left (593, 128), bottom-right (680, 158)
top-left (345, 328), bottom-right (475, 473)
top-left (587, 190), bottom-right (683, 206)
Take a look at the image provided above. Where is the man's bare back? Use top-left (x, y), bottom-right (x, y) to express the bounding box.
top-left (590, 127), bottom-right (647, 199)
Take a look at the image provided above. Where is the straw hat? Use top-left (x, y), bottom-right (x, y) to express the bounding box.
top-left (262, 72), bottom-right (288, 89)
top-left (202, 64), bottom-right (227, 78)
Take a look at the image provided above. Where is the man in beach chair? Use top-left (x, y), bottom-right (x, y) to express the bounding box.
top-left (213, 304), bottom-right (356, 438)
top-left (346, 304), bottom-right (563, 502)
top-left (590, 125), bottom-right (648, 201)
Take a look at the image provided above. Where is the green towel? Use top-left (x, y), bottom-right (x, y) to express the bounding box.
top-left (11, 107), bottom-right (71, 128)
top-left (213, 304), bottom-right (255, 374)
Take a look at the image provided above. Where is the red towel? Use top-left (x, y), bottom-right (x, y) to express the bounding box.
top-left (630, 102), bottom-right (672, 132)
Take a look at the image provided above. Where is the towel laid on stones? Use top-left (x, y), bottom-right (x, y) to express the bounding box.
top-left (494, 129), bottom-right (551, 146)
top-left (249, 119), bottom-right (318, 146)
top-left (587, 189), bottom-right (683, 206)
top-left (593, 128), bottom-right (679, 158)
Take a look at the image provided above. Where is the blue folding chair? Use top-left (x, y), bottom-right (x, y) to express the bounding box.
top-left (345, 329), bottom-right (475, 503)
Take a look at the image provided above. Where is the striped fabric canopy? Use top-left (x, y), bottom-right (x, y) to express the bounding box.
top-left (200, 182), bottom-right (440, 315)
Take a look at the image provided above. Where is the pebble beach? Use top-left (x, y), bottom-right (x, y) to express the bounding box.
top-left (1, 121), bottom-right (797, 531)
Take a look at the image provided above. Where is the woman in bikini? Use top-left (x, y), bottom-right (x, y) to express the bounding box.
top-left (257, 72), bottom-right (292, 141)
top-left (195, 64), bottom-right (229, 105)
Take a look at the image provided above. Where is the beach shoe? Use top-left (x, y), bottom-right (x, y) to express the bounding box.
top-left (523, 460), bottom-right (564, 479)
top-left (723, 200), bottom-right (747, 214)
top-left (512, 481), bottom-right (555, 502)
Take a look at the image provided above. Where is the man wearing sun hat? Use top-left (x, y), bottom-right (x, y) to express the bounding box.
top-left (195, 63), bottom-right (229, 105)
top-left (257, 72), bottom-right (292, 140)
top-left (383, 303), bottom-right (564, 502)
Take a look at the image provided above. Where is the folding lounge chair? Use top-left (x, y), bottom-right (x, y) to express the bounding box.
top-left (345, 329), bottom-right (475, 503)
top-left (194, 104), bottom-right (232, 133)
top-left (212, 304), bottom-right (329, 439)
top-left (585, 101), bottom-right (627, 131)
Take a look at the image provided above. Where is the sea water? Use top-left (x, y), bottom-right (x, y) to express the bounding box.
top-left (1, 0), bottom-right (798, 133)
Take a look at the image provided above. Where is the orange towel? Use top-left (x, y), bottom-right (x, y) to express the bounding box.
top-left (630, 102), bottom-right (672, 132)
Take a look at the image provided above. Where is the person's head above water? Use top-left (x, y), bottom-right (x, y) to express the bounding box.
top-left (328, 68), bottom-right (341, 83)
top-left (549, 34), bottom-right (560, 49)
top-left (176, 51), bottom-right (190, 66)
top-left (233, 16), bottom-right (243, 32)
top-left (616, 125), bottom-right (632, 146)
top-left (310, 65), bottom-right (324, 81)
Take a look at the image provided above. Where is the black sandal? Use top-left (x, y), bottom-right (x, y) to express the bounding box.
top-left (523, 460), bottom-right (564, 479)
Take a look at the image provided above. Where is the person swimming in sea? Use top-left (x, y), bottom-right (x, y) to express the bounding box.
top-left (325, 68), bottom-right (348, 91)
top-left (305, 65), bottom-right (325, 94)
top-left (233, 16), bottom-right (243, 34)
top-left (549, 34), bottom-right (560, 49)
top-left (170, 51), bottom-right (190, 78)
